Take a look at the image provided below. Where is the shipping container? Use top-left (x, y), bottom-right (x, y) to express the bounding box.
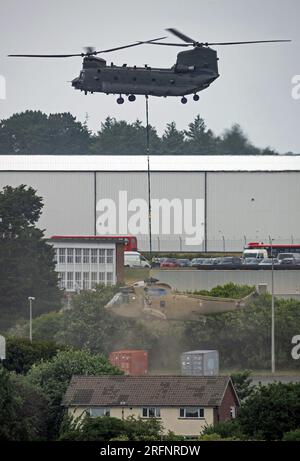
top-left (181, 350), bottom-right (219, 376)
top-left (109, 350), bottom-right (148, 376)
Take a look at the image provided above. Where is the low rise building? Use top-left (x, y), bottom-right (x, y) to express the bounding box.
top-left (48, 235), bottom-right (125, 291)
top-left (63, 375), bottom-right (240, 436)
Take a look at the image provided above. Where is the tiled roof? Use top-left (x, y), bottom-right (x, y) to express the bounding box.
top-left (63, 375), bottom-right (233, 407)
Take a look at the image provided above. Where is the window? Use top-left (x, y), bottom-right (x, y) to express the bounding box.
top-left (91, 249), bottom-right (98, 264)
top-left (75, 248), bottom-right (82, 264)
top-left (58, 272), bottom-right (65, 288)
top-left (230, 406), bottom-right (236, 419)
top-left (90, 407), bottom-right (110, 417)
top-left (59, 248), bottom-right (66, 264)
top-left (83, 272), bottom-right (89, 289)
top-left (99, 272), bottom-right (105, 283)
top-left (53, 249), bottom-right (58, 263)
top-left (75, 272), bottom-right (82, 289)
top-left (179, 407), bottom-right (204, 418)
top-left (142, 407), bottom-right (161, 418)
top-left (67, 271), bottom-right (74, 290)
top-left (99, 249), bottom-right (105, 264)
top-left (91, 272), bottom-right (97, 288)
top-left (67, 248), bottom-right (74, 264)
top-left (107, 249), bottom-right (114, 264)
top-left (107, 272), bottom-right (113, 285)
top-left (83, 249), bottom-right (90, 264)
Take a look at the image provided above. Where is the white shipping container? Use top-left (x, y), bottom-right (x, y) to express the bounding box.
top-left (181, 350), bottom-right (219, 376)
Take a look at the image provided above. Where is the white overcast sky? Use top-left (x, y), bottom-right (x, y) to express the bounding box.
top-left (0, 0), bottom-right (299, 153)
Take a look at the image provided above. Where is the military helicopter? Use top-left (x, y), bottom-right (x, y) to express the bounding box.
top-left (9, 28), bottom-right (291, 104)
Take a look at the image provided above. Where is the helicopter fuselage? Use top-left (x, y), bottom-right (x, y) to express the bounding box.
top-left (71, 48), bottom-right (219, 100)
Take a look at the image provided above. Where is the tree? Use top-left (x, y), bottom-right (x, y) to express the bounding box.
top-left (185, 293), bottom-right (300, 369)
top-left (0, 185), bottom-right (61, 331)
top-left (238, 382), bottom-right (300, 440)
top-left (90, 117), bottom-right (161, 154)
top-left (218, 124), bottom-right (260, 155)
top-left (0, 111), bottom-right (91, 154)
top-left (161, 122), bottom-right (185, 154)
top-left (231, 370), bottom-right (254, 401)
top-left (0, 365), bottom-right (48, 440)
top-left (3, 337), bottom-right (65, 374)
top-left (0, 365), bottom-right (21, 440)
top-left (185, 115), bottom-right (218, 154)
top-left (26, 348), bottom-right (122, 438)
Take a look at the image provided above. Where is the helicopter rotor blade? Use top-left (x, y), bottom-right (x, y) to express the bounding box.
top-left (206, 39), bottom-right (292, 46)
top-left (95, 36), bottom-right (167, 54)
top-left (8, 37), bottom-right (167, 58)
top-left (143, 41), bottom-right (190, 47)
top-left (8, 53), bottom-right (84, 58)
top-left (166, 28), bottom-right (196, 44)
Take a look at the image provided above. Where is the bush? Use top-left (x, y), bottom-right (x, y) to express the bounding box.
top-left (238, 382), bottom-right (300, 440)
top-left (201, 420), bottom-right (243, 439)
top-left (282, 428), bottom-right (300, 441)
top-left (193, 283), bottom-right (255, 299)
top-left (59, 414), bottom-right (163, 441)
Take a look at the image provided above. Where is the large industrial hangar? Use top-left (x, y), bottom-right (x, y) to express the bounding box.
top-left (0, 155), bottom-right (300, 252)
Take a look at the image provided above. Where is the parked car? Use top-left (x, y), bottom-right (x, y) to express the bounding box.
top-left (160, 258), bottom-right (179, 268)
top-left (217, 257), bottom-right (242, 266)
top-left (258, 258), bottom-right (281, 266)
top-left (191, 258), bottom-right (206, 266)
top-left (124, 251), bottom-right (151, 268)
top-left (277, 253), bottom-right (300, 265)
top-left (242, 258), bottom-right (259, 265)
top-left (176, 259), bottom-right (192, 267)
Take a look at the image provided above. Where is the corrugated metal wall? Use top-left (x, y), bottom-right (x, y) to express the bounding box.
top-left (0, 170), bottom-right (300, 252)
top-left (96, 172), bottom-right (205, 252)
top-left (0, 172), bottom-right (94, 235)
top-left (207, 172), bottom-right (300, 252)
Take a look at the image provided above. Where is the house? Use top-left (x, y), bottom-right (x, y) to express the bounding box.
top-left (47, 235), bottom-right (125, 291)
top-left (63, 375), bottom-right (240, 436)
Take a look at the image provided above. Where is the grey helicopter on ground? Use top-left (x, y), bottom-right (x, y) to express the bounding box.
top-left (8, 28), bottom-right (291, 104)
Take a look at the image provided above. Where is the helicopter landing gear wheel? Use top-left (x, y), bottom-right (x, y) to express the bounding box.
top-left (117, 96), bottom-right (124, 104)
top-left (181, 96), bottom-right (187, 104)
top-left (128, 94), bottom-right (136, 102)
top-left (193, 94), bottom-right (200, 101)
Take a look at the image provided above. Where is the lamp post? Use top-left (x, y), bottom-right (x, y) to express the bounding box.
top-left (28, 297), bottom-right (35, 342)
top-left (269, 236), bottom-right (275, 373)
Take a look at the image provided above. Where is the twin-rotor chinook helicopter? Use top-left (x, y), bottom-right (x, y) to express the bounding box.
top-left (9, 28), bottom-right (291, 104)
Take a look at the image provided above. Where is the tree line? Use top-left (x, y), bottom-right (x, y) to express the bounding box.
top-left (0, 110), bottom-right (279, 155)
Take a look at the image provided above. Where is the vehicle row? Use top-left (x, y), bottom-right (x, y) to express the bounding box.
top-left (124, 251), bottom-right (300, 269)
